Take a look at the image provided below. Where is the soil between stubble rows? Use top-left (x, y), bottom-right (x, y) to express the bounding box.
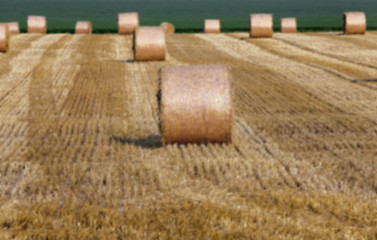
top-left (0, 32), bottom-right (376, 239)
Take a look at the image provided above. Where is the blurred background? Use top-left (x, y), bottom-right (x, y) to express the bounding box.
top-left (1, 0), bottom-right (377, 33)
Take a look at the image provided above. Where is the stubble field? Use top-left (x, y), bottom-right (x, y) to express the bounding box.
top-left (0, 32), bottom-right (376, 239)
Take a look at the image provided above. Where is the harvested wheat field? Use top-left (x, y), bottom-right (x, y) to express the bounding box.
top-left (0, 32), bottom-right (377, 239)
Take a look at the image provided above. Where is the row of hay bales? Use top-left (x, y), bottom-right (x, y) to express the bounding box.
top-left (0, 12), bottom-right (368, 144)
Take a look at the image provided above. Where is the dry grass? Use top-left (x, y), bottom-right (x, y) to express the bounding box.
top-left (0, 32), bottom-right (376, 239)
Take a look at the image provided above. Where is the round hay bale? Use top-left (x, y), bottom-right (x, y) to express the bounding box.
top-left (75, 21), bottom-right (92, 34)
top-left (249, 14), bottom-right (273, 38)
top-left (118, 12), bottom-right (139, 35)
top-left (134, 26), bottom-right (166, 61)
top-left (343, 12), bottom-right (366, 35)
top-left (161, 64), bottom-right (232, 144)
top-left (0, 23), bottom-right (9, 52)
top-left (204, 19), bottom-right (221, 34)
top-left (160, 22), bottom-right (175, 34)
top-left (281, 18), bottom-right (297, 33)
top-left (7, 22), bottom-right (20, 35)
top-left (28, 16), bottom-right (47, 34)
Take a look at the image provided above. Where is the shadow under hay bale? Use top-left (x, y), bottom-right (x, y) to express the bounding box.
top-left (111, 134), bottom-right (162, 149)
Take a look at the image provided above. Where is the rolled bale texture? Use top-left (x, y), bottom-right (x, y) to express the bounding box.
top-left (204, 19), bottom-right (221, 34)
top-left (160, 22), bottom-right (175, 34)
top-left (134, 26), bottom-right (166, 61)
top-left (118, 12), bottom-right (139, 35)
top-left (0, 24), bottom-right (9, 52)
top-left (28, 16), bottom-right (47, 34)
top-left (281, 18), bottom-right (297, 33)
top-left (249, 14), bottom-right (273, 38)
top-left (75, 21), bottom-right (92, 34)
top-left (7, 22), bottom-right (20, 35)
top-left (161, 64), bottom-right (232, 144)
top-left (343, 12), bottom-right (366, 35)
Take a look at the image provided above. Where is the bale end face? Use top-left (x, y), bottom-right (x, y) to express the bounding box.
top-left (250, 14), bottom-right (273, 38)
top-left (0, 24), bottom-right (9, 53)
top-left (75, 21), bottom-right (92, 34)
top-left (160, 22), bottom-right (175, 34)
top-left (161, 64), bottom-right (232, 145)
top-left (7, 22), bottom-right (20, 35)
top-left (204, 19), bottom-right (221, 34)
top-left (118, 12), bottom-right (139, 35)
top-left (28, 16), bottom-right (47, 34)
top-left (134, 26), bottom-right (166, 61)
top-left (343, 12), bottom-right (366, 35)
top-left (281, 18), bottom-right (297, 33)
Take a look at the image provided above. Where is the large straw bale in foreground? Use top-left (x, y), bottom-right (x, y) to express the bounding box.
top-left (204, 19), bottom-right (221, 34)
top-left (134, 26), bottom-right (166, 61)
top-left (343, 12), bottom-right (366, 35)
top-left (28, 16), bottom-right (47, 34)
top-left (160, 22), bottom-right (175, 34)
top-left (161, 64), bottom-right (232, 144)
top-left (75, 21), bottom-right (92, 34)
top-left (118, 12), bottom-right (139, 35)
top-left (281, 18), bottom-right (297, 33)
top-left (0, 24), bottom-right (9, 52)
top-left (249, 14), bottom-right (273, 38)
top-left (7, 22), bottom-right (20, 35)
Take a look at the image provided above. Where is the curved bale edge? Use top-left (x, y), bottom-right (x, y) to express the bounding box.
top-left (134, 26), bottom-right (166, 61)
top-left (281, 18), bottom-right (297, 33)
top-left (0, 23), bottom-right (9, 52)
top-left (75, 21), bottom-right (92, 34)
top-left (28, 16), bottom-right (47, 34)
top-left (160, 64), bottom-right (232, 144)
top-left (343, 12), bottom-right (366, 35)
top-left (118, 12), bottom-right (139, 35)
top-left (204, 19), bottom-right (221, 34)
top-left (250, 14), bottom-right (273, 38)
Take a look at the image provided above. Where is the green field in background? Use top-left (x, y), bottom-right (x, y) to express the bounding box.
top-left (1, 0), bottom-right (377, 33)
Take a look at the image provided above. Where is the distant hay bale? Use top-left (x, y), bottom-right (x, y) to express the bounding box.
top-left (28, 16), bottom-right (47, 34)
top-left (75, 21), bottom-right (92, 34)
top-left (0, 23), bottom-right (9, 53)
top-left (343, 12), bottom-right (366, 35)
top-left (160, 22), bottom-right (175, 34)
top-left (7, 22), bottom-right (20, 35)
top-left (134, 26), bottom-right (166, 61)
top-left (249, 14), bottom-right (273, 38)
top-left (204, 19), bottom-right (221, 34)
top-left (281, 18), bottom-right (297, 33)
top-left (118, 12), bottom-right (139, 35)
top-left (161, 64), bottom-right (232, 144)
